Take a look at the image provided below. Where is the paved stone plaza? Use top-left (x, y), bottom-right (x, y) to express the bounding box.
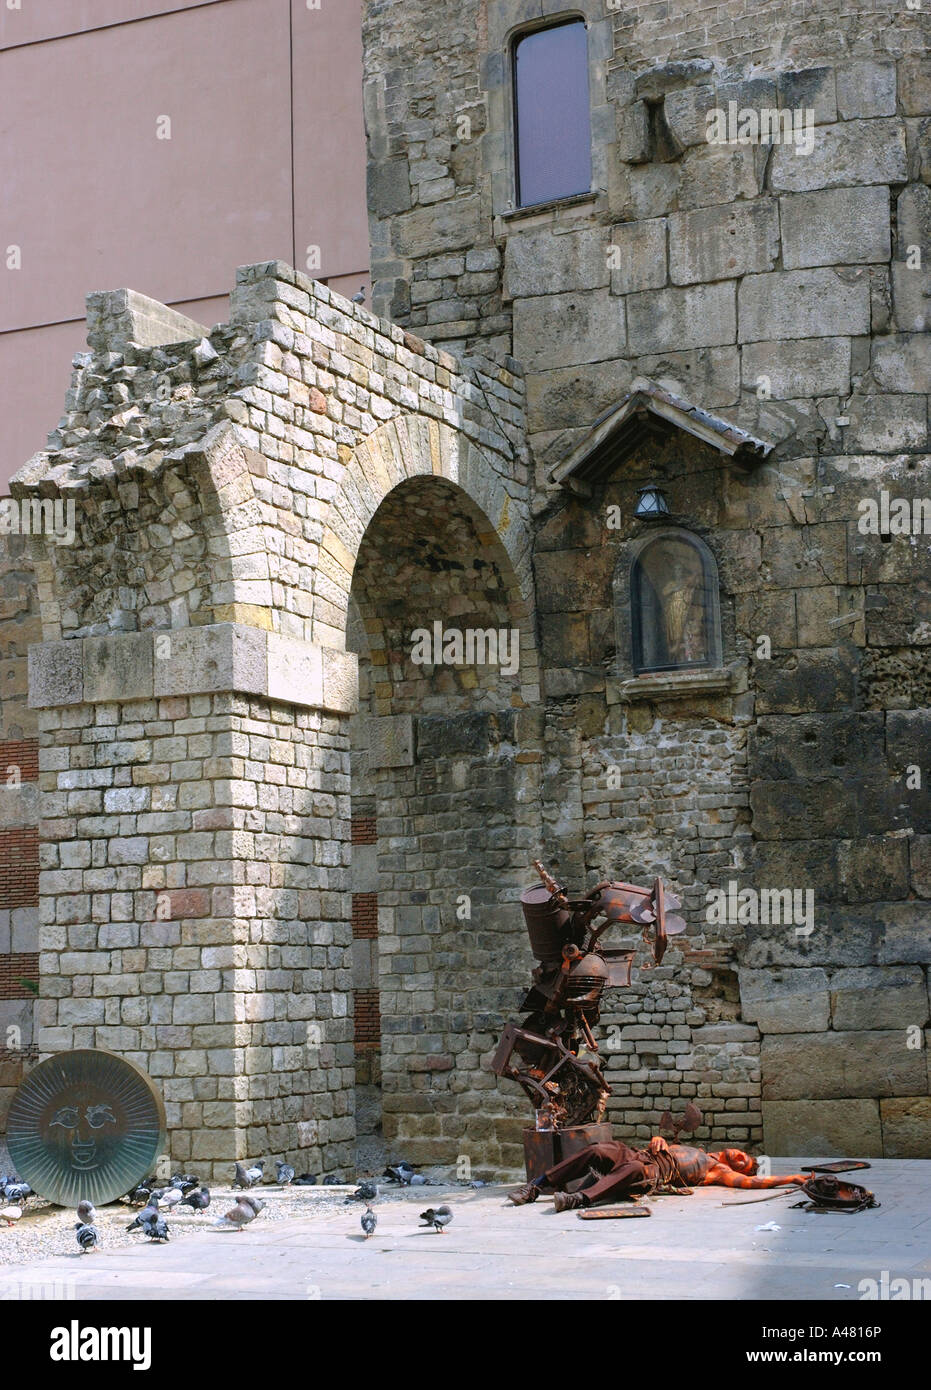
top-left (0, 1161), bottom-right (927, 1302)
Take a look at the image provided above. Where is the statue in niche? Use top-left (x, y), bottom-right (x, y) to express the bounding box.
top-left (634, 536), bottom-right (710, 671)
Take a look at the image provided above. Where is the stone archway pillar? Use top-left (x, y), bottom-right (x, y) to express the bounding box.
top-left (29, 622), bottom-right (357, 1180)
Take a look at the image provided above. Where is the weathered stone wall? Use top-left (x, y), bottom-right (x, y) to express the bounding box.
top-left (0, 530), bottom-right (42, 1122)
top-left (363, 0), bottom-right (931, 1157)
top-left (7, 265), bottom-right (537, 1172)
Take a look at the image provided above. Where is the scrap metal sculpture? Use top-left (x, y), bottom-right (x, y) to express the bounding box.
top-left (491, 860), bottom-right (685, 1144)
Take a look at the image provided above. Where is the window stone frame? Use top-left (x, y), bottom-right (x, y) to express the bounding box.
top-left (485, 1), bottom-right (615, 224)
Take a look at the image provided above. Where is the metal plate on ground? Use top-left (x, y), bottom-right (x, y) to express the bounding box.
top-left (6, 1049), bottom-right (166, 1207)
top-left (577, 1205), bottom-right (652, 1219)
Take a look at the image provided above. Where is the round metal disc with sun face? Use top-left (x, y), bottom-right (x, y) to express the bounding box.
top-left (6, 1050), bottom-right (166, 1208)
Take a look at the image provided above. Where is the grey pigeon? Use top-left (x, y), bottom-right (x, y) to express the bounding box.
top-left (322, 1174), bottom-right (342, 1187)
top-left (276, 1161), bottom-right (295, 1186)
top-left (75, 1222), bottom-right (98, 1253)
top-left (293, 1174), bottom-right (317, 1186)
top-left (384, 1162), bottom-right (415, 1186)
top-left (76, 1199), bottom-right (97, 1225)
top-left (159, 1187), bottom-right (184, 1214)
top-left (361, 1206), bottom-right (376, 1239)
top-left (170, 1174), bottom-right (200, 1195)
top-left (233, 1160), bottom-right (264, 1189)
top-left (143, 1215), bottom-right (170, 1242)
top-left (180, 1186), bottom-right (210, 1212)
top-left (351, 286), bottom-right (366, 304)
top-left (409, 1173), bottom-right (428, 1186)
top-left (3, 1181), bottom-right (31, 1205)
top-left (215, 1194), bottom-right (265, 1231)
top-left (419, 1204), bottom-right (453, 1234)
top-left (346, 1179), bottom-right (378, 1203)
top-left (127, 1202), bottom-right (159, 1233)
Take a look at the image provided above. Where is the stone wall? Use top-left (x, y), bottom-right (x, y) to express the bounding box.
top-left (6, 265), bottom-right (537, 1172)
top-left (362, 0), bottom-right (931, 1157)
top-left (0, 532), bottom-right (41, 1120)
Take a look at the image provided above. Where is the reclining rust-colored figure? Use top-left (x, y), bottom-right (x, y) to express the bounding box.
top-left (509, 1135), bottom-right (809, 1211)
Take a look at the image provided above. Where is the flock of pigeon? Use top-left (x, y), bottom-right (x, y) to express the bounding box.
top-left (1, 1157), bottom-right (455, 1252)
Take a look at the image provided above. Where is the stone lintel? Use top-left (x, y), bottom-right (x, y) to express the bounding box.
top-left (28, 624), bottom-right (358, 715)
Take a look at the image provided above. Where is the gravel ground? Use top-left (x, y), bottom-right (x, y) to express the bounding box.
top-left (0, 1167), bottom-right (496, 1267)
top-left (0, 1178), bottom-right (480, 1265)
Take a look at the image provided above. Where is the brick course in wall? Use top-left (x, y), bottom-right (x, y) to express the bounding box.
top-left (0, 828), bottom-right (39, 909)
top-left (0, 952), bottom-right (39, 1000)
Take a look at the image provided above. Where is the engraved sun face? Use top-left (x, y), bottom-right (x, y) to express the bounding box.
top-left (48, 1103), bottom-right (118, 1169)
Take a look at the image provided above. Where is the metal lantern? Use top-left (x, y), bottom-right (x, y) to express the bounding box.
top-left (633, 483), bottom-right (670, 519)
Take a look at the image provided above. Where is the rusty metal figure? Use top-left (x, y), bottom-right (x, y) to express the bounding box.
top-left (490, 860), bottom-right (686, 1146)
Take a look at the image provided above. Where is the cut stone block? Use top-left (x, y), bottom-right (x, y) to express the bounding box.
top-left (846, 393), bottom-right (927, 451)
top-left (762, 1030), bottom-right (927, 1099)
top-left (267, 632), bottom-right (324, 708)
top-left (871, 333), bottom-right (931, 391)
top-left (830, 966), bottom-right (929, 1030)
top-left (504, 225), bottom-right (609, 299)
top-left (322, 647), bottom-right (359, 714)
top-left (770, 119), bottom-right (907, 193)
top-left (85, 289), bottom-right (208, 353)
top-left (835, 60), bottom-right (897, 119)
top-left (669, 200), bottom-right (779, 284)
top-left (762, 1098), bottom-right (882, 1157)
top-left (28, 640), bottom-right (83, 708)
top-left (153, 624), bottom-right (267, 700)
top-left (880, 1097), bottom-right (931, 1157)
top-left (362, 714), bottom-right (414, 768)
top-left (83, 632), bottom-right (154, 704)
top-left (891, 264), bottom-right (931, 333)
top-left (739, 268), bottom-right (870, 342)
top-left (897, 184), bottom-right (931, 259)
top-left (740, 338), bottom-right (851, 399)
top-left (739, 968), bottom-right (830, 1033)
top-left (780, 186), bottom-right (890, 269)
top-left (512, 292), bottom-right (625, 372)
top-left (626, 281), bottom-right (736, 353)
top-left (608, 218), bottom-right (667, 294)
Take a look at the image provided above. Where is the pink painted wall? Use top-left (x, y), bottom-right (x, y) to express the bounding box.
top-left (0, 0), bottom-right (368, 489)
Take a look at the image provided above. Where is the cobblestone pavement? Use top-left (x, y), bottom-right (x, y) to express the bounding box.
top-left (0, 1160), bottom-right (928, 1301)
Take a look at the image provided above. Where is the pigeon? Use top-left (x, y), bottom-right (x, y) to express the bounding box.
top-left (3, 1181), bottom-right (31, 1205)
top-left (233, 1161), bottom-right (264, 1189)
top-left (76, 1199), bottom-right (97, 1226)
top-left (322, 1174), bottom-right (342, 1187)
top-left (276, 1161), bottom-right (295, 1186)
top-left (170, 1174), bottom-right (200, 1195)
top-left (159, 1187), bottom-right (184, 1215)
top-left (143, 1215), bottom-right (170, 1243)
top-left (215, 1194), bottom-right (265, 1231)
top-left (293, 1174), bottom-right (317, 1186)
top-left (361, 1206), bottom-right (376, 1239)
top-left (180, 1186), bottom-right (210, 1212)
top-left (419, 1204), bottom-right (453, 1234)
top-left (0, 1206), bottom-right (22, 1227)
top-left (346, 1179), bottom-right (378, 1203)
top-left (351, 286), bottom-right (366, 304)
top-left (75, 1222), bottom-right (98, 1254)
top-left (127, 1202), bottom-right (160, 1233)
top-left (409, 1173), bottom-right (428, 1186)
top-left (127, 1182), bottom-right (154, 1206)
top-left (384, 1162), bottom-right (416, 1186)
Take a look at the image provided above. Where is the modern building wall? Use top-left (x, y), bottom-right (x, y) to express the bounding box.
top-left (0, 0), bottom-right (369, 490)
